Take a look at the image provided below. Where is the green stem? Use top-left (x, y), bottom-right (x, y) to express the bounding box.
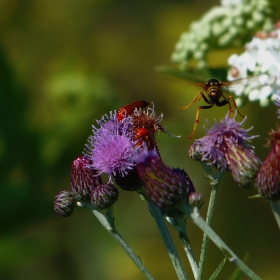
top-left (147, 201), bottom-right (189, 280)
top-left (268, 199), bottom-right (280, 230)
top-left (78, 202), bottom-right (155, 280)
top-left (197, 164), bottom-right (225, 280)
top-left (166, 216), bottom-right (198, 279)
top-left (181, 204), bottom-right (262, 280)
top-left (178, 229), bottom-right (198, 279)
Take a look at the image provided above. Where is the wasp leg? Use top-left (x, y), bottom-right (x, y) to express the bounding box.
top-left (188, 104), bottom-right (213, 139)
top-left (179, 91), bottom-right (210, 110)
top-left (215, 98), bottom-right (234, 118)
top-left (217, 95), bottom-right (244, 118)
top-left (227, 96), bottom-right (244, 118)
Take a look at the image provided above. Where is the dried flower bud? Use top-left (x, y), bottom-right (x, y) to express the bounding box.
top-left (71, 156), bottom-right (102, 200)
top-left (114, 168), bottom-right (143, 191)
top-left (54, 190), bottom-right (75, 217)
top-left (255, 127), bottom-right (280, 200)
top-left (136, 150), bottom-right (186, 211)
top-left (131, 104), bottom-right (170, 150)
top-left (90, 183), bottom-right (119, 209)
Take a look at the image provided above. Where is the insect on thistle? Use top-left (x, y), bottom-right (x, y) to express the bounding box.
top-left (117, 100), bottom-right (150, 121)
top-left (180, 75), bottom-right (263, 139)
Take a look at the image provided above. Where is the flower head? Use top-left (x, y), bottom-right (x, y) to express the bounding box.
top-left (90, 183), bottom-right (119, 209)
top-left (136, 149), bottom-right (187, 211)
top-left (84, 112), bottom-right (139, 177)
top-left (189, 114), bottom-right (262, 188)
top-left (54, 190), bottom-right (75, 217)
top-left (70, 156), bottom-right (102, 199)
top-left (84, 102), bottom-right (174, 185)
top-left (131, 104), bottom-right (173, 150)
top-left (255, 126), bottom-right (280, 200)
top-left (227, 24), bottom-right (280, 107)
top-left (171, 0), bottom-right (272, 69)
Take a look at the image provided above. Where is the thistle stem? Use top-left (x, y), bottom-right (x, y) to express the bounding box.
top-left (197, 163), bottom-right (225, 280)
top-left (268, 199), bottom-right (280, 230)
top-left (166, 216), bottom-right (198, 279)
top-left (78, 202), bottom-right (155, 280)
top-left (147, 200), bottom-right (189, 280)
top-left (178, 227), bottom-right (198, 279)
top-left (181, 204), bottom-right (262, 280)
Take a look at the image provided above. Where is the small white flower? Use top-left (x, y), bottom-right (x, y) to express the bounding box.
top-left (171, 0), bottom-right (272, 68)
top-left (221, 0), bottom-right (244, 6)
top-left (227, 25), bottom-right (280, 106)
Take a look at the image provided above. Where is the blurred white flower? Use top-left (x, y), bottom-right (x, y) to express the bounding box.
top-left (227, 23), bottom-right (280, 106)
top-left (221, 0), bottom-right (244, 6)
top-left (171, 0), bottom-right (272, 68)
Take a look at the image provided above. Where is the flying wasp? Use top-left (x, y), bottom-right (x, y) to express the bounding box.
top-left (180, 75), bottom-right (263, 139)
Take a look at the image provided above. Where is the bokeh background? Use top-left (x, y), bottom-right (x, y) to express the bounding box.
top-left (1, 0), bottom-right (280, 279)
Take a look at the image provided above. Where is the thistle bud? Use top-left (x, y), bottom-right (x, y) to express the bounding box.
top-left (189, 140), bottom-right (204, 161)
top-left (136, 150), bottom-right (186, 211)
top-left (255, 126), bottom-right (280, 200)
top-left (54, 190), bottom-right (75, 217)
top-left (70, 156), bottom-right (102, 200)
top-left (188, 192), bottom-right (203, 207)
top-left (90, 183), bottom-right (119, 210)
top-left (172, 168), bottom-right (195, 195)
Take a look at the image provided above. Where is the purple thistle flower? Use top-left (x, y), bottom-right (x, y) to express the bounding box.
top-left (84, 112), bottom-right (139, 177)
top-left (70, 156), bottom-right (102, 200)
top-left (255, 126), bottom-right (280, 200)
top-left (54, 190), bottom-right (75, 217)
top-left (189, 114), bottom-right (262, 188)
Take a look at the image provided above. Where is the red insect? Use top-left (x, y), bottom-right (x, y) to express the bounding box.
top-left (134, 127), bottom-right (149, 146)
top-left (117, 100), bottom-right (150, 121)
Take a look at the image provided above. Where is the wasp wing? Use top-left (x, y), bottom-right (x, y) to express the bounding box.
top-left (220, 74), bottom-right (266, 90)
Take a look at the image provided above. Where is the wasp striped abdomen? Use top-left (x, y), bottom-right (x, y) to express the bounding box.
top-left (205, 79), bottom-right (222, 99)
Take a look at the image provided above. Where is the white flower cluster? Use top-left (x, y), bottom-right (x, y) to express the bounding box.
top-left (171, 0), bottom-right (272, 69)
top-left (227, 24), bottom-right (280, 107)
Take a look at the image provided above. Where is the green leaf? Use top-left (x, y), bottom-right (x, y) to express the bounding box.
top-left (209, 257), bottom-right (227, 280)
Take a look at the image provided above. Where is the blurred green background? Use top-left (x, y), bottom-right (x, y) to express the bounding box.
top-left (1, 0), bottom-right (280, 279)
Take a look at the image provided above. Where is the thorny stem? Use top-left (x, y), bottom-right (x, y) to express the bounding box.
top-left (197, 163), bottom-right (225, 280)
top-left (268, 199), bottom-right (280, 230)
top-left (147, 200), bottom-right (189, 280)
top-left (78, 201), bottom-right (155, 280)
top-left (181, 204), bottom-right (262, 280)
